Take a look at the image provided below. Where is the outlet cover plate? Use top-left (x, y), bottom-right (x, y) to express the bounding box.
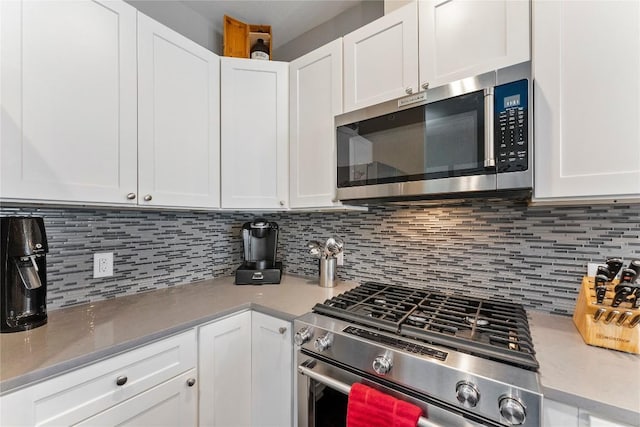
top-left (94, 253), bottom-right (114, 278)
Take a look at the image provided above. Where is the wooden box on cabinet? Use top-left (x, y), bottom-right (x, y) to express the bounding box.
top-left (223, 15), bottom-right (272, 59)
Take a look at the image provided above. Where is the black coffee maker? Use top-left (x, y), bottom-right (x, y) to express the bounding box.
top-left (1, 217), bottom-right (49, 333)
top-left (235, 219), bottom-right (282, 285)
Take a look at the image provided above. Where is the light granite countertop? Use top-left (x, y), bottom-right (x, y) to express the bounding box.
top-left (1, 275), bottom-right (639, 425)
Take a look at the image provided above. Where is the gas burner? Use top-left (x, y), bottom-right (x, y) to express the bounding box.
top-left (465, 316), bottom-right (490, 327)
top-left (313, 281), bottom-right (538, 370)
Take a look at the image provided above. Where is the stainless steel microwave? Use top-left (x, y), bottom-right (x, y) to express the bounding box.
top-left (335, 62), bottom-right (532, 202)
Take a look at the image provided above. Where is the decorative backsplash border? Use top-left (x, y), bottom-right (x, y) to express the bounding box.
top-left (1, 200), bottom-right (638, 315)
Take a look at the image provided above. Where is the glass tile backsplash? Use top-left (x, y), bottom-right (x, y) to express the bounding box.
top-left (1, 200), bottom-right (637, 315)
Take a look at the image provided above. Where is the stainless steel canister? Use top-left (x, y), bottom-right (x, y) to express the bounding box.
top-left (319, 257), bottom-right (337, 288)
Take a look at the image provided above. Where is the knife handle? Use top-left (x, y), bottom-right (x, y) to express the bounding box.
top-left (604, 310), bottom-right (620, 324)
top-left (616, 311), bottom-right (633, 326)
top-left (593, 308), bottom-right (606, 322)
top-left (628, 260), bottom-right (640, 277)
top-left (606, 258), bottom-right (623, 280)
top-left (596, 266), bottom-right (611, 281)
top-left (595, 284), bottom-right (607, 304)
top-left (611, 287), bottom-right (632, 308)
top-left (632, 288), bottom-right (640, 309)
top-left (619, 268), bottom-right (637, 284)
top-left (628, 315), bottom-right (640, 328)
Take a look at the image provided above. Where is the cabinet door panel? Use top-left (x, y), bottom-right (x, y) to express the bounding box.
top-left (533, 0), bottom-right (640, 201)
top-left (198, 312), bottom-right (252, 427)
top-left (289, 39), bottom-right (343, 208)
top-left (343, 2), bottom-right (419, 112)
top-left (419, 0), bottom-right (530, 88)
top-left (75, 370), bottom-right (197, 427)
top-left (0, 0), bottom-right (137, 204)
top-left (138, 13), bottom-right (220, 208)
top-left (220, 58), bottom-right (289, 209)
top-left (251, 312), bottom-right (292, 427)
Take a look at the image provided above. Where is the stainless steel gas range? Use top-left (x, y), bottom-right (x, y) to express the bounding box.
top-left (294, 282), bottom-right (542, 427)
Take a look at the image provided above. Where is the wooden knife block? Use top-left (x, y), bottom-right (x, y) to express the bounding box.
top-left (573, 276), bottom-right (639, 354)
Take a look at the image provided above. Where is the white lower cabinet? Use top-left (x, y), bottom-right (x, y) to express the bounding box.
top-left (0, 330), bottom-right (197, 426)
top-left (198, 311), bottom-right (252, 427)
top-left (198, 311), bottom-right (292, 427)
top-left (251, 312), bottom-right (292, 427)
top-left (543, 399), bottom-right (634, 427)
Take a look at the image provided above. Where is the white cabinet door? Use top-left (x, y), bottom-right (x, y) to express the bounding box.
top-left (198, 312), bottom-right (252, 427)
top-left (289, 39), bottom-right (343, 208)
top-left (0, 0), bottom-right (138, 205)
top-left (137, 13), bottom-right (220, 209)
top-left (419, 0), bottom-right (530, 89)
top-left (533, 0), bottom-right (640, 202)
top-left (220, 58), bottom-right (289, 209)
top-left (251, 312), bottom-right (292, 427)
top-left (75, 369), bottom-right (198, 427)
top-left (343, 1), bottom-right (419, 112)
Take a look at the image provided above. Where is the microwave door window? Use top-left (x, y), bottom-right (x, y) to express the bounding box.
top-left (337, 107), bottom-right (427, 187)
top-left (424, 90), bottom-right (486, 178)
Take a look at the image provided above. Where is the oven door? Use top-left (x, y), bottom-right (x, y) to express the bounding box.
top-left (297, 355), bottom-right (497, 427)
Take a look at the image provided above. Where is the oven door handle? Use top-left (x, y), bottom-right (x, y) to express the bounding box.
top-left (298, 364), bottom-right (441, 427)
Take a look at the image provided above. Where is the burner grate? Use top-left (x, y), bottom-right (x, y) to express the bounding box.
top-left (313, 282), bottom-right (538, 370)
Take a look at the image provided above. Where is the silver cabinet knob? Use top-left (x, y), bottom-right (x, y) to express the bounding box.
top-left (116, 376), bottom-right (128, 386)
top-left (372, 355), bottom-right (392, 375)
top-left (499, 396), bottom-right (526, 425)
top-left (126, 193), bottom-right (136, 200)
top-left (421, 82), bottom-right (429, 90)
top-left (313, 333), bottom-right (333, 352)
top-left (143, 194), bottom-right (152, 201)
top-left (405, 87), bottom-right (413, 94)
top-left (187, 378), bottom-right (196, 387)
top-left (294, 327), bottom-right (313, 346)
top-left (278, 326), bottom-right (287, 335)
top-left (279, 200), bottom-right (285, 206)
top-left (456, 381), bottom-right (480, 408)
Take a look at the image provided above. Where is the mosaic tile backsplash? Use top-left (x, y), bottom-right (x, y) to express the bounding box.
top-left (1, 200), bottom-right (638, 314)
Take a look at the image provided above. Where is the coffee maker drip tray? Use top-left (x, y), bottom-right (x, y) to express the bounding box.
top-left (235, 262), bottom-right (283, 285)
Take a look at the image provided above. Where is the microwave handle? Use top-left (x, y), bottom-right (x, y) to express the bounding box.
top-left (484, 88), bottom-right (495, 168)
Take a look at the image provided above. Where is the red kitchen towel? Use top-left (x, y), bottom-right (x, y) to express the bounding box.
top-left (346, 383), bottom-right (424, 427)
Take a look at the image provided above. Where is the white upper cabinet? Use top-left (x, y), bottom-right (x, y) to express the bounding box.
top-left (137, 13), bottom-right (220, 209)
top-left (0, 0), bottom-right (138, 205)
top-left (533, 0), bottom-right (640, 202)
top-left (289, 39), bottom-right (343, 208)
top-left (220, 57), bottom-right (289, 209)
top-left (419, 0), bottom-right (530, 89)
top-left (343, 2), bottom-right (419, 112)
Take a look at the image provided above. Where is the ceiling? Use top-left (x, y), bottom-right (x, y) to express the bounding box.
top-left (182, 1), bottom-right (365, 50)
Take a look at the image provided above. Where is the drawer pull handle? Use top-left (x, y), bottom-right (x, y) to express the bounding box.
top-left (278, 327), bottom-right (287, 335)
top-left (116, 376), bottom-right (128, 386)
top-left (187, 378), bottom-right (196, 387)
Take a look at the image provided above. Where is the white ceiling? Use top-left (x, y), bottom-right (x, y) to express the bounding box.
top-left (181, 0), bottom-right (365, 49)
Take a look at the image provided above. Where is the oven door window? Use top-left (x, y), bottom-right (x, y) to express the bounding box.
top-left (337, 90), bottom-right (487, 188)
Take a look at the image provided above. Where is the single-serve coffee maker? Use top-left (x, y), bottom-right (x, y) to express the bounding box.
top-left (235, 219), bottom-right (282, 285)
top-left (1, 216), bottom-right (49, 333)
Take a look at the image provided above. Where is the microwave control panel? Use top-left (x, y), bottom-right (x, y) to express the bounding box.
top-left (494, 79), bottom-right (528, 173)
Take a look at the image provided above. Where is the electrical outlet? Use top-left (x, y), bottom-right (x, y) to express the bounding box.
top-left (94, 253), bottom-right (113, 278)
top-left (337, 251), bottom-right (344, 266)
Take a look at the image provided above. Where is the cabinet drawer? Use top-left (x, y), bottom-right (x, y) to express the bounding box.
top-left (1, 329), bottom-right (196, 426)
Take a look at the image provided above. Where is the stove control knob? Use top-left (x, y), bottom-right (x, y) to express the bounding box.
top-left (313, 333), bottom-right (333, 352)
top-left (372, 355), bottom-right (392, 375)
top-left (294, 327), bottom-right (313, 346)
top-left (455, 381), bottom-right (480, 408)
top-left (498, 396), bottom-right (526, 425)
